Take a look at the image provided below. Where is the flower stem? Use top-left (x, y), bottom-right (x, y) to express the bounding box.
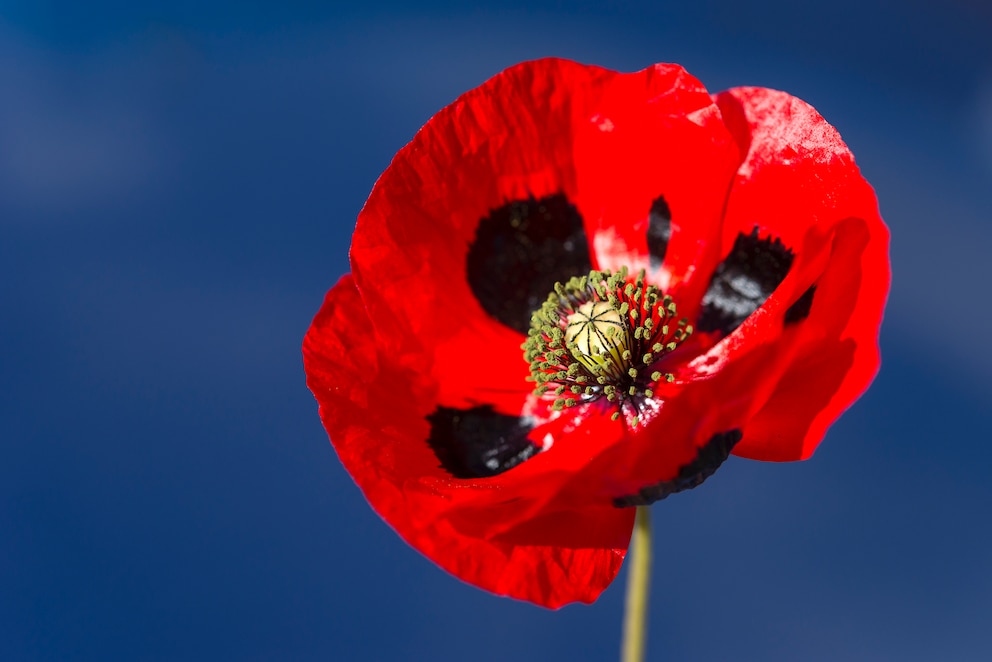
top-left (621, 505), bottom-right (652, 662)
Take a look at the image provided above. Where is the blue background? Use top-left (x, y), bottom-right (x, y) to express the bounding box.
top-left (3, 1), bottom-right (991, 660)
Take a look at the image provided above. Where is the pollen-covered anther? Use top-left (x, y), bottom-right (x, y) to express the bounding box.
top-left (521, 268), bottom-right (693, 422)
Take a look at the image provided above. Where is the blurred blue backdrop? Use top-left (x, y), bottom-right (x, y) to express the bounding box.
top-left (2, 1), bottom-right (991, 660)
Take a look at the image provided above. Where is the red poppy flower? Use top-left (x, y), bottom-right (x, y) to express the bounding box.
top-left (303, 58), bottom-right (889, 608)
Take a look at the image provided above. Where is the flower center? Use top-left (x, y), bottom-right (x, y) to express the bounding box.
top-left (564, 301), bottom-right (630, 382)
top-left (522, 269), bottom-right (692, 425)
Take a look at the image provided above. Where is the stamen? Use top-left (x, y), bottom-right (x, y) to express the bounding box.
top-left (522, 268), bottom-right (693, 423)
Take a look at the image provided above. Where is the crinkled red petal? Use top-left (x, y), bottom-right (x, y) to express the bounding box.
top-left (712, 87), bottom-right (890, 461)
top-left (351, 59), bottom-right (619, 413)
top-left (568, 63), bottom-right (741, 306)
top-left (303, 275), bottom-right (631, 608)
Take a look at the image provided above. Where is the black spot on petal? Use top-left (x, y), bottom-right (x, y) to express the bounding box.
top-left (697, 228), bottom-right (794, 336)
top-left (785, 285), bottom-right (817, 325)
top-left (426, 405), bottom-right (539, 479)
top-left (467, 194), bottom-right (592, 334)
top-left (612, 429), bottom-right (742, 507)
top-left (647, 196), bottom-right (672, 270)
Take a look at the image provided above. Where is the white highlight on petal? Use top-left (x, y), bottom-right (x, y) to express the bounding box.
top-left (591, 113), bottom-right (615, 132)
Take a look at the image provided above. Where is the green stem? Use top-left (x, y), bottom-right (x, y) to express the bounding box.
top-left (621, 506), bottom-right (652, 662)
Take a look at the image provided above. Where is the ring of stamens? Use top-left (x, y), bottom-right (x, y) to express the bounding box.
top-left (522, 268), bottom-right (692, 425)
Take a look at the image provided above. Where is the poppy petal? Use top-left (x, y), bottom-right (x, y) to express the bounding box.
top-left (711, 86), bottom-right (890, 461)
top-left (568, 63), bottom-right (742, 307)
top-left (303, 275), bottom-right (632, 607)
top-left (350, 59), bottom-right (617, 409)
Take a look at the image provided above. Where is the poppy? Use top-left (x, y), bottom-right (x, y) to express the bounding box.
top-left (303, 58), bottom-right (889, 609)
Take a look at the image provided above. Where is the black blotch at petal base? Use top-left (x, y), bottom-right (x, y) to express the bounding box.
top-left (466, 194), bottom-right (592, 335)
top-left (612, 429), bottom-right (743, 507)
top-left (784, 284), bottom-right (816, 325)
top-left (697, 228), bottom-right (794, 336)
top-left (647, 195), bottom-right (672, 270)
top-left (426, 405), bottom-right (539, 479)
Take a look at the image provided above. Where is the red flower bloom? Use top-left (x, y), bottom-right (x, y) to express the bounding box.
top-left (303, 59), bottom-right (889, 608)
